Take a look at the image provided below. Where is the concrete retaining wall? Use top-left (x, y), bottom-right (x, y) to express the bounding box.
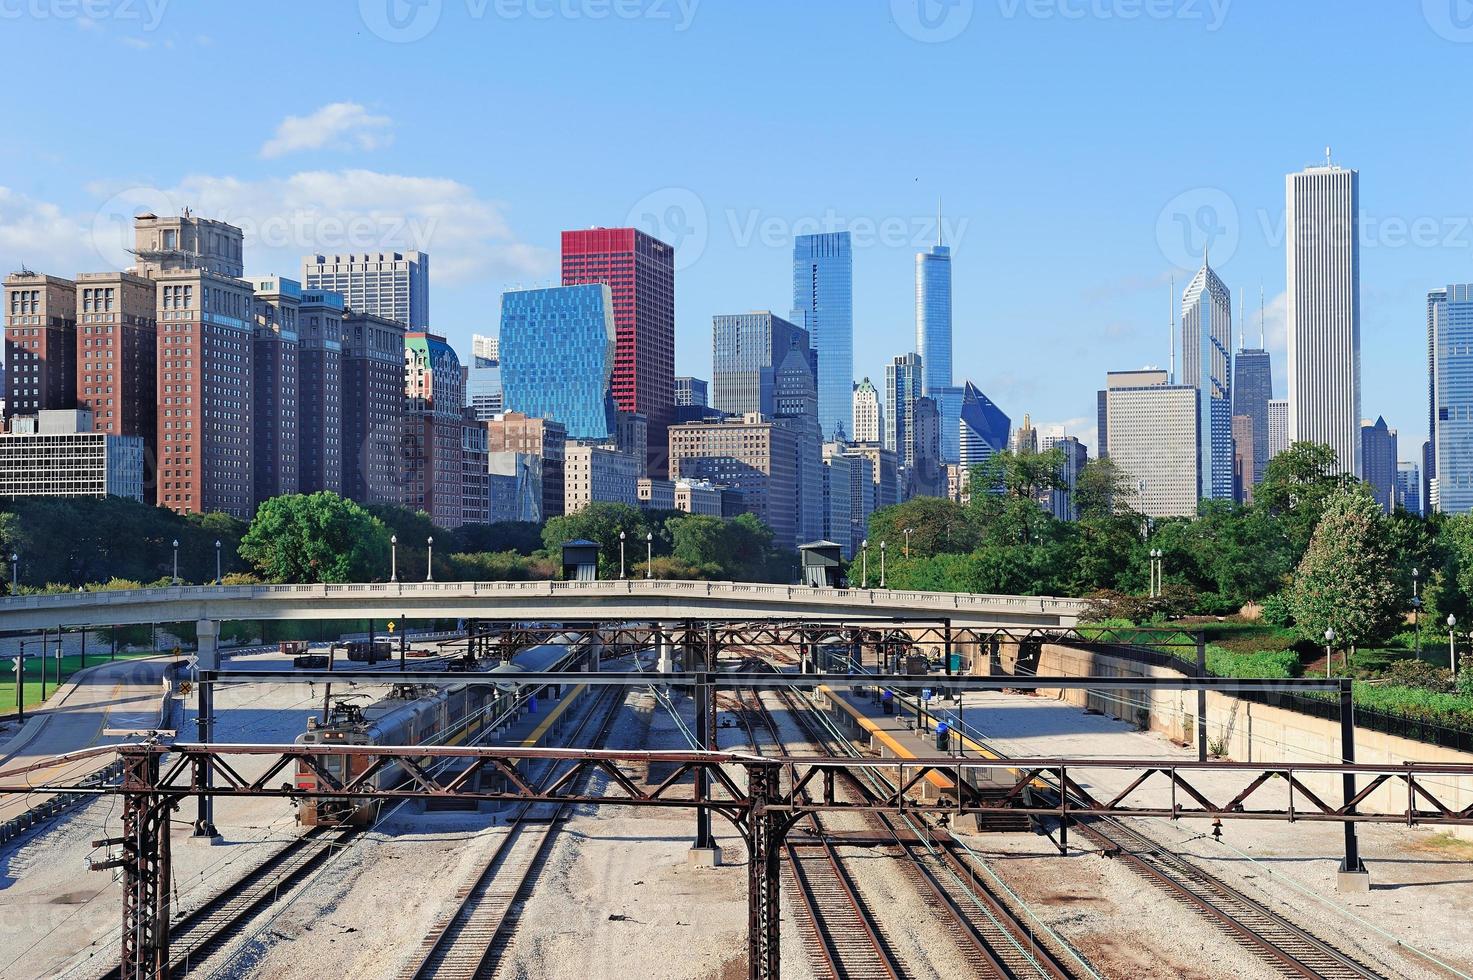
top-left (1003, 642), bottom-right (1473, 840)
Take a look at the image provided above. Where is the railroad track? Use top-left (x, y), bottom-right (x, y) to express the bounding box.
top-left (1066, 813), bottom-right (1383, 979)
top-left (898, 686), bottom-right (1386, 980)
top-left (92, 825), bottom-right (357, 980)
top-left (723, 688), bottom-right (903, 980)
top-left (762, 684), bottom-right (1079, 980)
top-left (398, 685), bottom-right (625, 980)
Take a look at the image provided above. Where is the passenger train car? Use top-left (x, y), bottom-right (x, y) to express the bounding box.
top-left (294, 634), bottom-right (591, 826)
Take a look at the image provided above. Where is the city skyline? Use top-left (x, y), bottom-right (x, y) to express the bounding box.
top-left (3, 4), bottom-right (1471, 462)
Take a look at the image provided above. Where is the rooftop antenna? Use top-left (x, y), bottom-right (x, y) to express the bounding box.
top-left (1259, 284), bottom-right (1266, 349)
top-left (1169, 274), bottom-right (1176, 384)
top-left (1238, 288), bottom-right (1245, 351)
top-left (1325, 145), bottom-right (1333, 167)
top-left (936, 196), bottom-right (943, 247)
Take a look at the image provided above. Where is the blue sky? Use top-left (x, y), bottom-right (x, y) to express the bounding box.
top-left (5, 0), bottom-right (1472, 456)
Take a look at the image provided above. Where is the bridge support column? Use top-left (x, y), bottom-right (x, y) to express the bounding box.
top-left (744, 760), bottom-right (783, 979)
top-left (95, 746), bottom-right (172, 980)
top-left (689, 666), bottom-right (720, 865)
top-left (193, 620), bottom-right (220, 839)
top-left (657, 624), bottom-right (675, 673)
top-left (1337, 680), bottom-right (1369, 892)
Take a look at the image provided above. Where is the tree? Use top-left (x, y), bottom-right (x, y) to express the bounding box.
top-left (541, 503), bottom-right (655, 579)
top-left (868, 497), bottom-right (979, 559)
top-left (1288, 485), bottom-right (1402, 654)
top-left (240, 492), bottom-right (391, 583)
top-left (968, 448), bottom-right (1066, 545)
top-left (1257, 442), bottom-right (1344, 554)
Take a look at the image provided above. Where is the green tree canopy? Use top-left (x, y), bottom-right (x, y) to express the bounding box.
top-left (1257, 442), bottom-right (1345, 554)
top-left (240, 492), bottom-right (391, 583)
top-left (1287, 484), bottom-right (1402, 651)
top-left (868, 496), bottom-right (980, 558)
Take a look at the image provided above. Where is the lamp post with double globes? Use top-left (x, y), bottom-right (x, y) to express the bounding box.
top-left (1324, 627), bottom-right (1336, 679)
top-left (1450, 614), bottom-right (1459, 684)
top-left (903, 527), bottom-right (914, 559)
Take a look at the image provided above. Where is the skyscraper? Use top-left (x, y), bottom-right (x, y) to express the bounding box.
top-left (884, 353), bottom-right (924, 465)
top-left (1360, 416), bottom-right (1397, 514)
top-left (1042, 433), bottom-right (1088, 521)
top-left (1103, 370), bottom-right (1200, 518)
top-left (1267, 399), bottom-right (1290, 459)
top-left (670, 413), bottom-right (800, 548)
top-left (1011, 413), bottom-right (1039, 456)
top-left (711, 311), bottom-right (808, 416)
top-left (249, 276), bottom-right (301, 505)
top-left (1397, 460), bottom-right (1423, 516)
top-left (911, 395), bottom-right (944, 498)
top-left (74, 271), bottom-right (156, 497)
top-left (562, 227), bottom-right (675, 474)
top-left (4, 272), bottom-right (76, 423)
top-left (500, 284), bottom-right (617, 442)
top-left (852, 377), bottom-right (883, 444)
top-left (673, 377), bottom-right (708, 408)
top-left (792, 232), bottom-right (853, 440)
top-left (403, 331), bottom-right (471, 527)
top-left (134, 211), bottom-right (244, 278)
top-left (297, 289), bottom-right (344, 495)
top-left (472, 333), bottom-right (499, 366)
top-left (1428, 285), bottom-right (1473, 513)
top-left (1234, 345), bottom-right (1273, 487)
top-left (916, 238), bottom-right (952, 395)
top-left (774, 340), bottom-right (824, 543)
top-left (1181, 256), bottom-right (1234, 501)
top-left (302, 251), bottom-right (429, 330)
top-left (958, 381), bottom-right (1011, 466)
top-left (1286, 157), bottom-right (1360, 476)
top-left (341, 309), bottom-right (407, 505)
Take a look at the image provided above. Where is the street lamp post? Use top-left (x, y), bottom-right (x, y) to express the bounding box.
top-left (1449, 614), bottom-right (1459, 684)
top-left (426, 536), bottom-right (434, 582)
top-left (8, 553), bottom-right (16, 590)
top-left (861, 540), bottom-right (869, 589)
top-left (390, 535), bottom-right (398, 582)
top-left (619, 531), bottom-right (627, 579)
top-left (880, 540), bottom-right (887, 588)
top-left (1324, 627), bottom-right (1336, 679)
top-left (1412, 568), bottom-right (1422, 661)
top-left (171, 539), bottom-right (179, 585)
top-left (903, 527), bottom-right (914, 559)
top-left (214, 540), bottom-right (222, 584)
top-left (645, 532), bottom-right (653, 579)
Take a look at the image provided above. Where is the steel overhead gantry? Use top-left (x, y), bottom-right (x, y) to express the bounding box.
top-left (210, 670), bottom-right (1370, 880)
top-left (4, 741), bottom-right (1472, 980)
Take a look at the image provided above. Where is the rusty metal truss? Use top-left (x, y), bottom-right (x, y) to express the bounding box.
top-left (4, 741), bottom-right (1473, 980)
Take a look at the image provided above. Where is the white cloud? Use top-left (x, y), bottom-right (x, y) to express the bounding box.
top-left (81, 169), bottom-right (551, 286)
top-left (260, 103), bottom-right (395, 160)
top-left (0, 187), bottom-right (94, 273)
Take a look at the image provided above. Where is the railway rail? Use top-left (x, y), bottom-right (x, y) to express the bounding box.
top-left (89, 825), bottom-right (357, 980)
top-left (903, 689), bottom-right (1388, 980)
top-left (726, 660), bottom-right (1079, 980)
top-left (398, 684), bottom-right (626, 980)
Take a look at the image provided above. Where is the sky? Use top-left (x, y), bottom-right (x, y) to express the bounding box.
top-left (4, 0), bottom-right (1472, 457)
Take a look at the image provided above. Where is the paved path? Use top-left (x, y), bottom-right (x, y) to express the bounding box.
top-left (0, 656), bottom-right (173, 825)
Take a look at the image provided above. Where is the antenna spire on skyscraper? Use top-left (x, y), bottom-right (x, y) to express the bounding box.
top-left (936, 196), bottom-right (943, 247)
top-left (1169, 274), bottom-right (1176, 384)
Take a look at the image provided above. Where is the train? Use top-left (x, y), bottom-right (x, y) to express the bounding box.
top-left (293, 633), bottom-right (593, 826)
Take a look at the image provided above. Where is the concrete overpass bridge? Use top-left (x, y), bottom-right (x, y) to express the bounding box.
top-left (0, 579), bottom-right (1087, 633)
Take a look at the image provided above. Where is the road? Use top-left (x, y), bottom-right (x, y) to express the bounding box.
top-left (0, 656), bottom-right (173, 826)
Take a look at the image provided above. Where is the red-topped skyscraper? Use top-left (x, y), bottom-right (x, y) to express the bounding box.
top-left (561, 227), bottom-right (675, 475)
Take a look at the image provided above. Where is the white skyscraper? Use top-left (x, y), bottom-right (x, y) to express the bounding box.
top-left (851, 377), bottom-right (883, 444)
top-left (302, 251), bottom-right (429, 330)
top-left (1103, 370), bottom-right (1200, 518)
top-left (1286, 156), bottom-right (1360, 476)
top-left (1267, 398), bottom-right (1290, 458)
top-left (1181, 256), bottom-right (1234, 500)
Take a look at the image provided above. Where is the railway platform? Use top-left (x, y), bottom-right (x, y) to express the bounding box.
top-left (813, 681), bottom-right (1033, 833)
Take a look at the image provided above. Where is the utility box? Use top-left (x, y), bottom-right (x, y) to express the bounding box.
top-left (798, 540), bottom-right (843, 587)
top-left (561, 539), bottom-right (602, 581)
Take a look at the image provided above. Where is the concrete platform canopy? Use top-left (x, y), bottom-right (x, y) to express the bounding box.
top-left (0, 580), bottom-right (1088, 632)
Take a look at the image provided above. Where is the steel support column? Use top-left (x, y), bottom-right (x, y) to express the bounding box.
top-left (193, 620), bottom-right (219, 837)
top-left (114, 748), bottom-right (171, 980)
top-left (1196, 633), bottom-right (1208, 762)
top-left (1340, 680), bottom-right (1363, 875)
top-left (744, 761), bottom-right (783, 980)
top-left (693, 623), bottom-right (718, 851)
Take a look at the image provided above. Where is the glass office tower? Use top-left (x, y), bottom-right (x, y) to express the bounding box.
top-left (792, 232), bottom-right (853, 441)
top-left (499, 284), bottom-right (616, 441)
top-left (916, 243), bottom-right (952, 395)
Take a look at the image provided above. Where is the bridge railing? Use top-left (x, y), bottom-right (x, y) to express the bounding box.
top-left (0, 578), bottom-right (1089, 616)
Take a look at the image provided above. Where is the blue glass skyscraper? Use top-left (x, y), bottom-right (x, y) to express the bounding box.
top-left (958, 381), bottom-right (1011, 465)
top-left (916, 243), bottom-right (952, 395)
top-left (711, 312), bottom-right (809, 417)
top-left (792, 232), bottom-right (853, 441)
top-left (500, 284), bottom-right (616, 441)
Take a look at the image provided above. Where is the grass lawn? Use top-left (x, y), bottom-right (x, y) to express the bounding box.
top-left (0, 650), bottom-right (166, 714)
